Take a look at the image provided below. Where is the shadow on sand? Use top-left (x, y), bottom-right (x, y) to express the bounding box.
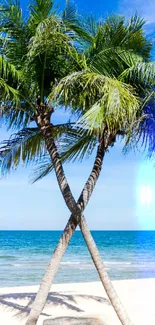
top-left (0, 290), bottom-right (110, 321)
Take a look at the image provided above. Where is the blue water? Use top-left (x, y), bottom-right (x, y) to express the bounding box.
top-left (0, 231), bottom-right (155, 287)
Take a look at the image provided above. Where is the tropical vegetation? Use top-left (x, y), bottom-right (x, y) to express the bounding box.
top-left (0, 1), bottom-right (155, 325)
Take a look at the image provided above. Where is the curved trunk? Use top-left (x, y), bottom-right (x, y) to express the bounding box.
top-left (26, 121), bottom-right (78, 325)
top-left (38, 120), bottom-right (77, 214)
top-left (77, 140), bottom-right (106, 211)
top-left (80, 215), bottom-right (133, 325)
top-left (25, 215), bottom-right (77, 325)
top-left (26, 122), bottom-right (133, 325)
top-left (26, 133), bottom-right (106, 325)
top-left (77, 136), bottom-right (133, 325)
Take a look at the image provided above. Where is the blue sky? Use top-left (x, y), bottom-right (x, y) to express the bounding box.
top-left (0, 0), bottom-right (155, 230)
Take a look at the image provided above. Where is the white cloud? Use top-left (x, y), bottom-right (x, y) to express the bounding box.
top-left (119, 0), bottom-right (155, 24)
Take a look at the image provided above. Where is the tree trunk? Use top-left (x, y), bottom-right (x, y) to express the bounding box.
top-left (76, 133), bottom-right (133, 325)
top-left (26, 136), bottom-right (105, 325)
top-left (37, 118), bottom-right (77, 214)
top-left (79, 215), bottom-right (133, 325)
top-left (26, 122), bottom-right (133, 325)
top-left (25, 215), bottom-right (77, 325)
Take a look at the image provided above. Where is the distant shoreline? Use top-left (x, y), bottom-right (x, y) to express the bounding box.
top-left (1, 276), bottom-right (155, 289)
top-left (0, 277), bottom-right (155, 291)
top-left (1, 229), bottom-right (155, 231)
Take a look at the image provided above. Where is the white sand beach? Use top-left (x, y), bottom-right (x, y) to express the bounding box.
top-left (0, 278), bottom-right (155, 324)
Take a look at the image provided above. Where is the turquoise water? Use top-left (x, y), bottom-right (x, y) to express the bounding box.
top-left (0, 231), bottom-right (155, 287)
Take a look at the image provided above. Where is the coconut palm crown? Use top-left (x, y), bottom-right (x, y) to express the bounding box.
top-left (0, 6), bottom-right (155, 176)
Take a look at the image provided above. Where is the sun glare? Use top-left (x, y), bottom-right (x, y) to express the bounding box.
top-left (139, 185), bottom-right (153, 206)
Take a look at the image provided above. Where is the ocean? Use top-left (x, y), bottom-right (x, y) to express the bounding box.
top-left (0, 230), bottom-right (155, 287)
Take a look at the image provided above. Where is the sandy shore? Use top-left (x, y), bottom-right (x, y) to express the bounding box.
top-left (0, 278), bottom-right (155, 324)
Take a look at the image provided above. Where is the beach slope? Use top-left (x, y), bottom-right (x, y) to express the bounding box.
top-left (0, 278), bottom-right (154, 325)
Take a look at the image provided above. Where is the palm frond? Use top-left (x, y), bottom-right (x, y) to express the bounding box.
top-left (128, 14), bottom-right (145, 31)
top-left (124, 94), bottom-right (155, 156)
top-left (0, 1), bottom-right (23, 36)
top-left (0, 79), bottom-right (21, 104)
top-left (88, 14), bottom-right (152, 60)
top-left (52, 71), bottom-right (140, 132)
top-left (62, 0), bottom-right (78, 25)
top-left (74, 15), bottom-right (101, 51)
top-left (61, 0), bottom-right (88, 42)
top-left (126, 14), bottom-right (152, 60)
top-left (28, 0), bottom-right (54, 32)
top-left (141, 97), bottom-right (155, 156)
top-left (0, 1), bottom-right (27, 65)
top-left (119, 62), bottom-right (155, 87)
top-left (27, 15), bottom-right (64, 57)
top-left (26, 13), bottom-right (87, 96)
top-left (1, 106), bottom-right (32, 130)
top-left (0, 122), bottom-right (84, 176)
top-left (31, 156), bottom-right (53, 183)
top-left (0, 78), bottom-right (36, 129)
top-left (31, 127), bottom-right (97, 182)
top-left (0, 127), bottom-right (45, 174)
top-left (59, 128), bottom-right (97, 162)
top-left (78, 78), bottom-right (140, 133)
top-left (90, 48), bottom-right (120, 77)
top-left (90, 48), bottom-right (145, 79)
top-left (83, 16), bottom-right (101, 37)
top-left (116, 50), bottom-right (144, 67)
top-left (0, 55), bottom-right (36, 127)
top-left (0, 56), bottom-right (22, 81)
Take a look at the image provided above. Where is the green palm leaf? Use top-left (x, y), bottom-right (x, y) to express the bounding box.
top-left (0, 127), bottom-right (45, 174)
top-left (0, 1), bottom-right (28, 66)
top-left (52, 71), bottom-right (140, 132)
top-left (62, 0), bottom-right (78, 25)
top-left (102, 14), bottom-right (152, 60)
top-left (0, 122), bottom-right (89, 176)
top-left (119, 62), bottom-right (155, 87)
top-left (0, 79), bottom-right (21, 103)
top-left (31, 127), bottom-right (97, 182)
top-left (0, 56), bottom-right (22, 81)
top-left (28, 0), bottom-right (55, 33)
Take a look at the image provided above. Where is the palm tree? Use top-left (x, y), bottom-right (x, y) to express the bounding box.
top-left (0, 2), bottom-right (154, 324)
top-left (27, 14), bottom-right (155, 325)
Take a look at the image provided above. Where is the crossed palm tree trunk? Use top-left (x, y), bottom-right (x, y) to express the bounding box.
top-left (26, 114), bottom-right (133, 325)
